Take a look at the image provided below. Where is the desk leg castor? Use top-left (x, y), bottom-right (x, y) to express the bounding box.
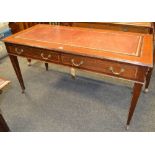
top-left (144, 68), bottom-right (153, 93)
top-left (125, 125), bottom-right (129, 130)
top-left (28, 62), bottom-right (31, 66)
top-left (27, 59), bottom-right (31, 66)
top-left (22, 89), bottom-right (25, 94)
top-left (144, 88), bottom-right (149, 93)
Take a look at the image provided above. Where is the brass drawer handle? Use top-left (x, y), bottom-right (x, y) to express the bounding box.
top-left (109, 67), bottom-right (125, 75)
top-left (71, 59), bottom-right (84, 67)
top-left (41, 53), bottom-right (51, 60)
top-left (15, 48), bottom-right (24, 54)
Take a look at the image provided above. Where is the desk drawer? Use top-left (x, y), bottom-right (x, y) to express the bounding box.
top-left (8, 45), bottom-right (60, 63)
top-left (61, 54), bottom-right (138, 80)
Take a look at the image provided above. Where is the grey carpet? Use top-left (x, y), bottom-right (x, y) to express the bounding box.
top-left (0, 56), bottom-right (155, 131)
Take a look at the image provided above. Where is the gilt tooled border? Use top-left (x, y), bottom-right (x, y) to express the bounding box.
top-left (14, 28), bottom-right (143, 57)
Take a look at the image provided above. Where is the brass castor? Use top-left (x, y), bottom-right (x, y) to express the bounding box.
top-left (27, 62), bottom-right (31, 66)
top-left (144, 88), bottom-right (149, 93)
top-left (125, 125), bottom-right (129, 131)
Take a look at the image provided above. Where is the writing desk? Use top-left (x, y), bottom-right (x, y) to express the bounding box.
top-left (3, 24), bottom-right (153, 128)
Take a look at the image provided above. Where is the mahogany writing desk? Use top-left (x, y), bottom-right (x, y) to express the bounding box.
top-left (3, 24), bottom-right (153, 129)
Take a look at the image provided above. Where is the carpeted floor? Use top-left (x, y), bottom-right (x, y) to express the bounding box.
top-left (0, 56), bottom-right (155, 131)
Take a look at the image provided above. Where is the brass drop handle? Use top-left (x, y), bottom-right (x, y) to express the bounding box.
top-left (71, 59), bottom-right (84, 67)
top-left (15, 48), bottom-right (24, 54)
top-left (109, 66), bottom-right (125, 75)
top-left (41, 53), bottom-right (51, 60)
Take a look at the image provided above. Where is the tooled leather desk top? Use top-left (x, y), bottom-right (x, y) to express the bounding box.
top-left (3, 24), bottom-right (153, 67)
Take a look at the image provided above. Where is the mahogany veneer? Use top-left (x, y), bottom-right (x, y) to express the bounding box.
top-left (3, 24), bottom-right (153, 129)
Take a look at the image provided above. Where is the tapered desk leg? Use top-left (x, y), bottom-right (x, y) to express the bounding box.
top-left (45, 63), bottom-right (48, 71)
top-left (144, 68), bottom-right (153, 93)
top-left (126, 83), bottom-right (143, 129)
top-left (9, 55), bottom-right (25, 93)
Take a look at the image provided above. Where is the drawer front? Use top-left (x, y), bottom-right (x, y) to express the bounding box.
top-left (8, 45), bottom-right (60, 63)
top-left (61, 54), bottom-right (138, 80)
